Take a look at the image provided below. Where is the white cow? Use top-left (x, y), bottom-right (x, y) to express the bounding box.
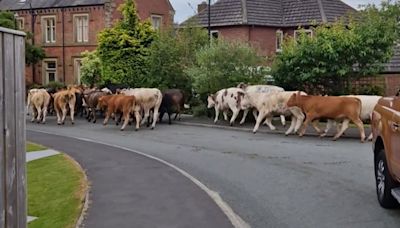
top-left (120, 88), bottom-right (163, 130)
top-left (237, 83), bottom-right (286, 126)
top-left (29, 89), bottom-right (51, 123)
top-left (322, 95), bottom-right (382, 141)
top-left (207, 88), bottom-right (249, 125)
top-left (243, 91), bottom-right (307, 134)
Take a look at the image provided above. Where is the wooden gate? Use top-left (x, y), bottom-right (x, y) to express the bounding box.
top-left (0, 27), bottom-right (26, 228)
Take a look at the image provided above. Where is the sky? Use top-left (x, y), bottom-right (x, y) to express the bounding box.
top-left (169, 0), bottom-right (383, 23)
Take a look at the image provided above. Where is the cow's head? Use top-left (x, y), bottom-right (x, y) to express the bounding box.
top-left (207, 94), bottom-right (216, 108)
top-left (287, 93), bottom-right (298, 107)
top-left (238, 91), bottom-right (251, 110)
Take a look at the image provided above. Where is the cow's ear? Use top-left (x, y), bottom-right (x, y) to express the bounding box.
top-left (237, 91), bottom-right (245, 97)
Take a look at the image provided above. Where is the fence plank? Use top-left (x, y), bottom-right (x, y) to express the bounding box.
top-left (0, 32), bottom-right (5, 228)
top-left (14, 36), bottom-right (26, 228)
top-left (3, 33), bottom-right (17, 228)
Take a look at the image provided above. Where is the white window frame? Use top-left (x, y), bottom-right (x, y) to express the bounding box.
top-left (16, 17), bottom-right (24, 30)
top-left (41, 15), bottom-right (56, 43)
top-left (73, 14), bottom-right (89, 43)
top-left (150, 15), bottom-right (162, 30)
top-left (42, 59), bottom-right (58, 84)
top-left (211, 30), bottom-right (219, 40)
top-left (276, 30), bottom-right (283, 52)
top-left (74, 58), bottom-right (83, 84)
top-left (294, 29), bottom-right (313, 40)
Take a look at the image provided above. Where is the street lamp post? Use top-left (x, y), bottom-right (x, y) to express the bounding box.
top-left (208, 0), bottom-right (211, 44)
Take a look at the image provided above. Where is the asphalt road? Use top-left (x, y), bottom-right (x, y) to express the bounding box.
top-left (27, 117), bottom-right (400, 228)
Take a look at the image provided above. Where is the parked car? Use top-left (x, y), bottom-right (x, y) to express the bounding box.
top-left (371, 96), bottom-right (400, 208)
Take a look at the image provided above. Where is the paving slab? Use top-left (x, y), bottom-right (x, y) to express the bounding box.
top-left (26, 149), bottom-right (60, 162)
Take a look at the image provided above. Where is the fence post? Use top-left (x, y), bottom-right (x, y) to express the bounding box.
top-left (0, 27), bottom-right (27, 228)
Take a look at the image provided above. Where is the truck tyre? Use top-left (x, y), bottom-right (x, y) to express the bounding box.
top-left (375, 149), bottom-right (400, 209)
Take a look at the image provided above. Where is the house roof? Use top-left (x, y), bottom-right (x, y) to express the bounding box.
top-left (182, 0), bottom-right (356, 27)
top-left (0, 0), bottom-right (106, 10)
top-left (384, 45), bottom-right (400, 73)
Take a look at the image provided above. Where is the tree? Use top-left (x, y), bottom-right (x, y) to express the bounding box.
top-left (272, 1), bottom-right (399, 95)
top-left (0, 11), bottom-right (45, 67)
top-left (97, 0), bottom-right (156, 87)
top-left (80, 50), bottom-right (102, 86)
top-left (186, 40), bottom-right (268, 100)
top-left (146, 25), bottom-right (209, 98)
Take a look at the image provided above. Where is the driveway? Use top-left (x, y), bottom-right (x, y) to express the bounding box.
top-left (27, 117), bottom-right (400, 228)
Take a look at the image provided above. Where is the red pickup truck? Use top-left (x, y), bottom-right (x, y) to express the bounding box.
top-left (371, 96), bottom-right (400, 208)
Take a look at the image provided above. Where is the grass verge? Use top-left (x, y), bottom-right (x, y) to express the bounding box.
top-left (26, 142), bottom-right (47, 152)
top-left (27, 153), bottom-right (88, 228)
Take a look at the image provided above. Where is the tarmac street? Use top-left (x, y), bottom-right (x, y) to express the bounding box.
top-left (27, 117), bottom-right (400, 228)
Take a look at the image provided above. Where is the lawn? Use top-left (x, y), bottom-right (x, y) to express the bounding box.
top-left (27, 143), bottom-right (87, 228)
top-left (26, 142), bottom-right (47, 152)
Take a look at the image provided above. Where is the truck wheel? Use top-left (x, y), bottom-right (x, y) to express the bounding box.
top-left (375, 149), bottom-right (400, 209)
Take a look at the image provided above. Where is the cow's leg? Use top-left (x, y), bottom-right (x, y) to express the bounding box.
top-left (223, 111), bottom-right (228, 121)
top-left (239, 109), bottom-right (249, 125)
top-left (333, 119), bottom-right (350, 141)
top-left (103, 109), bottom-right (112, 125)
top-left (151, 107), bottom-right (159, 129)
top-left (229, 107), bottom-right (240, 126)
top-left (350, 117), bottom-right (366, 143)
top-left (134, 111), bottom-right (141, 131)
top-left (253, 111), bottom-right (266, 133)
top-left (264, 116), bottom-right (276, 131)
top-left (69, 102), bottom-right (75, 124)
top-left (61, 107), bottom-right (67, 125)
top-left (280, 115), bottom-right (286, 127)
top-left (214, 107), bottom-right (220, 123)
top-left (299, 113), bottom-right (315, 137)
top-left (30, 107), bottom-right (37, 122)
top-left (41, 106), bottom-right (48, 124)
top-left (311, 120), bottom-right (322, 134)
top-left (120, 111), bottom-right (130, 131)
top-left (36, 106), bottom-right (42, 123)
top-left (55, 107), bottom-right (62, 125)
top-left (285, 115), bottom-right (297, 136)
top-left (321, 119), bottom-right (335, 137)
top-left (140, 109), bottom-right (150, 126)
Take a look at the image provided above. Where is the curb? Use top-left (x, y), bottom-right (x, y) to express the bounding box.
top-left (175, 120), bottom-right (362, 140)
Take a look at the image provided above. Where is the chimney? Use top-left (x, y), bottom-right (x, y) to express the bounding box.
top-left (197, 1), bottom-right (208, 13)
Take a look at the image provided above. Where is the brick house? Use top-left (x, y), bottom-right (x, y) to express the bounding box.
top-left (0, 0), bottom-right (175, 85)
top-left (184, 0), bottom-right (400, 95)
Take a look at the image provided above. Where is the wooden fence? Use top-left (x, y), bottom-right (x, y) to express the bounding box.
top-left (0, 27), bottom-right (26, 228)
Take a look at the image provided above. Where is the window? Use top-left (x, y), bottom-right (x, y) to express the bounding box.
top-left (74, 14), bottom-right (89, 43)
top-left (42, 16), bottom-right (56, 43)
top-left (16, 17), bottom-right (24, 30)
top-left (151, 15), bottom-right (162, 30)
top-left (294, 29), bottom-right (313, 41)
top-left (211, 30), bottom-right (219, 39)
top-left (74, 58), bottom-right (82, 84)
top-left (276, 30), bottom-right (283, 52)
top-left (43, 59), bottom-right (57, 84)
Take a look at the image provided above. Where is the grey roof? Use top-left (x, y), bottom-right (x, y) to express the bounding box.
top-left (183, 0), bottom-right (356, 27)
top-left (384, 45), bottom-right (400, 73)
top-left (0, 0), bottom-right (105, 10)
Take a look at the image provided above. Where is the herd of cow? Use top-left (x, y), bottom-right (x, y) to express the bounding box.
top-left (26, 83), bottom-right (380, 142)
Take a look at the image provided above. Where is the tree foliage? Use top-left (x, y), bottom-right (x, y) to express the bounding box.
top-left (80, 50), bottom-right (102, 86)
top-left (97, 0), bottom-right (156, 87)
top-left (0, 11), bottom-right (45, 66)
top-left (187, 40), bottom-right (268, 100)
top-left (272, 1), bottom-right (399, 95)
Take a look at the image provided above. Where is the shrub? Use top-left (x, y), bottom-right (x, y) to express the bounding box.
top-left (44, 81), bottom-right (66, 91)
top-left (80, 50), bottom-right (102, 86)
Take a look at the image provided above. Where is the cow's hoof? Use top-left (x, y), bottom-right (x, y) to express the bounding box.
top-left (253, 131), bottom-right (257, 134)
top-left (57, 122), bottom-right (61, 125)
top-left (168, 122), bottom-right (172, 125)
top-left (42, 122), bottom-right (46, 124)
top-left (230, 123), bottom-right (234, 126)
top-left (71, 122), bottom-right (74, 125)
top-left (332, 138), bottom-right (338, 141)
top-left (120, 128), bottom-right (124, 131)
top-left (62, 122), bottom-right (65, 125)
top-left (93, 120), bottom-right (96, 124)
top-left (135, 128), bottom-right (139, 131)
top-left (151, 127), bottom-right (154, 130)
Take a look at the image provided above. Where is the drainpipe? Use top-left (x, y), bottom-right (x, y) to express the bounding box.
top-left (30, 4), bottom-right (36, 84)
top-left (208, 0), bottom-right (211, 44)
top-left (62, 8), bottom-right (66, 83)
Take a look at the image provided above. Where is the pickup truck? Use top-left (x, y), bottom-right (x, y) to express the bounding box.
top-left (372, 96), bottom-right (400, 208)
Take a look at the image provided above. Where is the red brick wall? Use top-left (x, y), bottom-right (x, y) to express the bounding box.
top-left (384, 74), bottom-right (400, 96)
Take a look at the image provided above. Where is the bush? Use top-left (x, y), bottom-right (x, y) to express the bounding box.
top-left (354, 85), bottom-right (385, 96)
top-left (44, 81), bottom-right (66, 91)
top-left (80, 50), bottom-right (102, 86)
top-left (192, 104), bottom-right (208, 117)
top-left (187, 40), bottom-right (267, 101)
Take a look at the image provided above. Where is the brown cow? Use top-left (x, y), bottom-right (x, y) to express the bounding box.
top-left (159, 89), bottom-right (185, 124)
top-left (101, 95), bottom-right (136, 131)
top-left (84, 91), bottom-right (111, 123)
top-left (53, 89), bottom-right (76, 125)
top-left (286, 93), bottom-right (365, 142)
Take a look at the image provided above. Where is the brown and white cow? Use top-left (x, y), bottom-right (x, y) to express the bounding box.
top-left (120, 88), bottom-right (163, 130)
top-left (28, 89), bottom-right (51, 123)
top-left (53, 88), bottom-right (76, 125)
top-left (286, 93), bottom-right (365, 142)
top-left (84, 90), bottom-right (112, 123)
top-left (101, 94), bottom-right (136, 131)
top-left (207, 88), bottom-right (249, 125)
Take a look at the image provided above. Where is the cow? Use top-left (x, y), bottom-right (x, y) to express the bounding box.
top-left (84, 90), bottom-right (112, 123)
top-left (207, 88), bottom-right (249, 125)
top-left (53, 88), bottom-right (76, 125)
top-left (28, 89), bottom-right (51, 124)
top-left (120, 88), bottom-right (163, 130)
top-left (26, 88), bottom-right (44, 115)
top-left (237, 83), bottom-right (286, 126)
top-left (286, 93), bottom-right (366, 142)
top-left (101, 94), bottom-right (136, 131)
top-left (159, 89), bottom-right (185, 124)
top-left (321, 95), bottom-right (382, 141)
top-left (246, 91), bottom-right (307, 134)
